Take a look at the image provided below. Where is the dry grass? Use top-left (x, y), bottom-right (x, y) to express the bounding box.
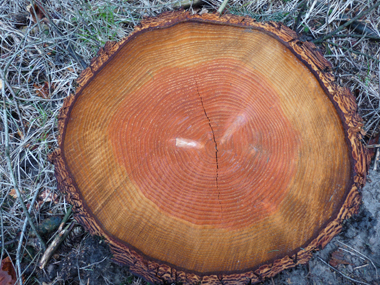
top-left (0, 0), bottom-right (379, 284)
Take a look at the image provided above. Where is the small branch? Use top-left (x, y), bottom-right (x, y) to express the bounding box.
top-left (279, 0), bottom-right (307, 23)
top-left (217, 0), bottom-right (229, 15)
top-left (337, 241), bottom-right (378, 279)
top-left (293, 1), bottom-right (307, 33)
top-left (16, 187), bottom-right (40, 285)
top-left (38, 221), bottom-right (75, 269)
top-left (313, 2), bottom-right (380, 44)
top-left (325, 41), bottom-right (380, 63)
top-left (58, 206), bottom-right (72, 232)
top-left (338, 14), bottom-right (379, 38)
top-left (0, 210), bottom-right (4, 266)
top-left (0, 239), bottom-right (18, 247)
top-left (1, 76), bottom-right (26, 136)
top-left (354, 264), bottom-right (369, 270)
top-left (374, 147), bottom-right (380, 172)
top-left (377, 62), bottom-right (380, 171)
top-left (1, 71), bottom-right (47, 252)
top-left (33, 0), bottom-right (87, 69)
top-left (79, 257), bottom-right (107, 270)
top-left (317, 256), bottom-right (370, 285)
top-left (366, 144), bottom-right (380, 148)
top-left (77, 250), bottom-right (83, 285)
top-left (331, 34), bottom-right (380, 40)
top-left (173, 0), bottom-right (203, 9)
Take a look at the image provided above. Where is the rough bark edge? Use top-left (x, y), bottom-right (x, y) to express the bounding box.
top-left (49, 10), bottom-right (367, 285)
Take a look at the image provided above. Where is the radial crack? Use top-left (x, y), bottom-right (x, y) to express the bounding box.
top-left (195, 84), bottom-right (221, 210)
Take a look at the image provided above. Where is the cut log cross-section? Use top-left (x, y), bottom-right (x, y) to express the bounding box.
top-left (51, 11), bottom-right (367, 284)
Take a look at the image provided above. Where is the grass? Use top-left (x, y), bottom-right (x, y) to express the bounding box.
top-left (0, 0), bottom-right (379, 284)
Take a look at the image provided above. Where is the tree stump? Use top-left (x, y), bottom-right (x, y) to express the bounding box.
top-left (51, 11), bottom-right (367, 284)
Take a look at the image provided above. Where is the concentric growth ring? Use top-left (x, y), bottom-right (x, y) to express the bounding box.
top-left (109, 60), bottom-right (301, 229)
top-left (52, 11), bottom-right (367, 285)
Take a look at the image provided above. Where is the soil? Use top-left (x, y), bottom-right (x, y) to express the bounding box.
top-left (263, 168), bottom-right (380, 285)
top-left (35, 169), bottom-right (380, 285)
top-left (34, 235), bottom-right (134, 284)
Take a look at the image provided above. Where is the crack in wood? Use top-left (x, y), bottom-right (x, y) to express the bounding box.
top-left (195, 84), bottom-right (221, 211)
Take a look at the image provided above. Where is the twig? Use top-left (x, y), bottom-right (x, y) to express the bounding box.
top-left (374, 147), bottom-right (380, 171)
top-left (299, 0), bottom-right (316, 31)
top-left (217, 0), bottom-right (229, 15)
top-left (325, 0), bottom-right (331, 35)
top-left (279, 0), bottom-right (307, 23)
top-left (38, 221), bottom-right (75, 269)
top-left (337, 241), bottom-right (378, 279)
top-left (77, 244), bottom-right (82, 285)
top-left (317, 256), bottom-right (370, 285)
top-left (2, 75), bottom-right (26, 136)
top-left (58, 206), bottom-right (72, 231)
top-left (11, 93), bottom-right (66, 102)
top-left (325, 41), bottom-right (380, 63)
top-left (1, 76), bottom-right (26, 136)
top-left (173, 0), bottom-right (203, 9)
top-left (338, 247), bottom-right (366, 261)
top-left (1, 71), bottom-right (47, 252)
top-left (293, 0), bottom-right (307, 33)
top-left (0, 239), bottom-right (18, 247)
top-left (313, 1), bottom-right (380, 44)
top-left (331, 34), bottom-right (380, 40)
top-left (33, 0), bottom-right (87, 69)
top-left (338, 14), bottom-right (379, 38)
top-left (354, 264), bottom-right (369, 270)
top-left (376, 62), bottom-right (380, 171)
top-left (79, 257), bottom-right (108, 270)
top-left (20, 251), bottom-right (41, 285)
top-left (366, 144), bottom-right (380, 148)
top-left (15, 186), bottom-right (40, 285)
top-left (0, 210), bottom-right (4, 266)
top-left (13, 99), bottom-right (25, 137)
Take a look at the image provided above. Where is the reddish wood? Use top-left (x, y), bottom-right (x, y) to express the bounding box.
top-left (51, 11), bottom-right (367, 284)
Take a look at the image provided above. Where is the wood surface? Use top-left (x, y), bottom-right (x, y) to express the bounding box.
top-left (51, 10), bottom-right (367, 284)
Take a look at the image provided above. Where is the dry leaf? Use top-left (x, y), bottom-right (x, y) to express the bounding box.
top-left (39, 189), bottom-right (59, 203)
top-left (9, 189), bottom-right (25, 199)
top-left (9, 189), bottom-right (17, 199)
top-left (0, 257), bottom-right (17, 285)
top-left (26, 3), bottom-right (47, 23)
top-left (17, 129), bottom-right (24, 140)
top-left (33, 82), bottom-right (50, 99)
top-left (33, 190), bottom-right (59, 211)
top-left (329, 249), bottom-right (352, 267)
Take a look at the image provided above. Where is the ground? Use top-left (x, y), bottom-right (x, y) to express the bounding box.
top-left (23, 169), bottom-right (380, 285)
top-left (263, 168), bottom-right (380, 285)
top-left (0, 0), bottom-right (379, 284)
